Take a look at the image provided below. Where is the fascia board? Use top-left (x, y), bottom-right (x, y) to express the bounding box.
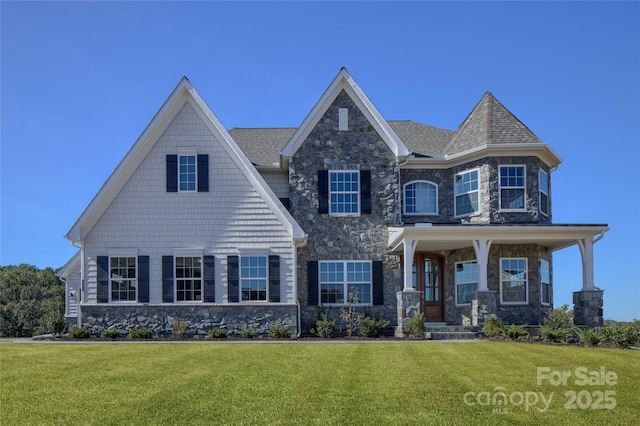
top-left (57, 251), bottom-right (81, 278)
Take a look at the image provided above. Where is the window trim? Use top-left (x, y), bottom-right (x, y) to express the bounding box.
top-left (454, 168), bottom-right (480, 218)
top-left (108, 255), bottom-right (138, 303)
top-left (499, 257), bottom-right (529, 305)
top-left (455, 260), bottom-right (478, 306)
top-left (541, 259), bottom-right (551, 306)
top-left (174, 255), bottom-right (203, 303)
top-left (319, 260), bottom-right (373, 306)
top-left (499, 165), bottom-right (527, 212)
top-left (328, 170), bottom-right (361, 217)
top-left (403, 180), bottom-right (438, 216)
top-left (539, 169), bottom-right (550, 217)
top-left (239, 255), bottom-right (269, 303)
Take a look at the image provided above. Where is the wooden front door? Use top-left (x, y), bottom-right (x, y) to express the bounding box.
top-left (414, 254), bottom-right (444, 322)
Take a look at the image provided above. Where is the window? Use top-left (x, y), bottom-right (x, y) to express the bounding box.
top-left (320, 261), bottom-right (371, 304)
top-left (454, 169), bottom-right (479, 216)
top-left (176, 256), bottom-right (202, 301)
top-left (541, 259), bottom-right (550, 305)
top-left (404, 181), bottom-right (438, 215)
top-left (241, 256), bottom-right (268, 301)
top-left (179, 155), bottom-right (197, 191)
top-left (455, 261), bottom-right (478, 305)
top-left (539, 170), bottom-right (549, 217)
top-left (499, 165), bottom-right (526, 210)
top-left (500, 258), bottom-right (528, 304)
top-left (329, 171), bottom-right (360, 215)
top-left (110, 257), bottom-right (136, 302)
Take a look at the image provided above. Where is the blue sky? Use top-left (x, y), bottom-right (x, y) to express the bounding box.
top-left (1, 1), bottom-right (638, 321)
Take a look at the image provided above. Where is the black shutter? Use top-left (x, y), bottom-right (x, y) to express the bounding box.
top-left (166, 155), bottom-right (178, 192)
top-left (361, 170), bottom-right (371, 214)
top-left (308, 261), bottom-right (319, 306)
top-left (372, 260), bottom-right (384, 305)
top-left (137, 256), bottom-right (149, 303)
top-left (197, 154), bottom-right (209, 192)
top-left (203, 255), bottom-right (215, 302)
top-left (268, 255), bottom-right (281, 303)
top-left (227, 256), bottom-right (239, 303)
top-left (162, 256), bottom-right (174, 302)
top-left (318, 170), bottom-right (329, 214)
top-left (97, 256), bottom-right (109, 303)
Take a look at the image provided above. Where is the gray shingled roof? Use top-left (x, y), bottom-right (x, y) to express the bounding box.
top-left (228, 127), bottom-right (296, 167)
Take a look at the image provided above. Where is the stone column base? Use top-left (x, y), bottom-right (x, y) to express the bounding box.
top-left (395, 290), bottom-right (421, 337)
top-left (573, 290), bottom-right (603, 327)
top-left (471, 291), bottom-right (498, 326)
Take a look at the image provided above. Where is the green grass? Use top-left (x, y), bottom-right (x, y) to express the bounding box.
top-left (1, 341), bottom-right (638, 425)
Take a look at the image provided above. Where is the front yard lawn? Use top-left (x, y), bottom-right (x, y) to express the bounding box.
top-left (1, 341), bottom-right (638, 425)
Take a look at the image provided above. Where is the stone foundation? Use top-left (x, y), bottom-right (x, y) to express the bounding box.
top-left (573, 290), bottom-right (603, 327)
top-left (471, 291), bottom-right (498, 326)
top-left (79, 304), bottom-right (298, 338)
top-left (395, 290), bottom-right (422, 336)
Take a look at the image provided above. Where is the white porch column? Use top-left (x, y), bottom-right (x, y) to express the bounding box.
top-left (577, 238), bottom-right (595, 291)
top-left (403, 238), bottom-right (418, 291)
top-left (472, 239), bottom-right (492, 292)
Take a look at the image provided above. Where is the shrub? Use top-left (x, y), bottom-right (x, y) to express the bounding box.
top-left (310, 313), bottom-right (339, 338)
top-left (128, 327), bottom-right (152, 340)
top-left (483, 315), bottom-right (505, 338)
top-left (68, 326), bottom-right (90, 339)
top-left (546, 304), bottom-right (574, 329)
top-left (502, 324), bottom-right (527, 341)
top-left (358, 316), bottom-right (390, 338)
top-left (404, 312), bottom-right (425, 338)
top-left (172, 321), bottom-right (187, 340)
top-left (241, 328), bottom-right (256, 339)
top-left (101, 328), bottom-right (122, 339)
top-left (576, 327), bottom-right (602, 347)
top-left (340, 292), bottom-right (359, 338)
top-left (208, 328), bottom-right (229, 339)
top-left (268, 325), bottom-right (291, 339)
top-left (600, 324), bottom-right (640, 349)
top-left (539, 325), bottom-right (571, 343)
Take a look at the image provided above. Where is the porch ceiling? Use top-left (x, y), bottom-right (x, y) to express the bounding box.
top-left (388, 223), bottom-right (609, 253)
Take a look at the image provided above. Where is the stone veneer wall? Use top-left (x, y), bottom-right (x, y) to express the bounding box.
top-left (444, 244), bottom-right (552, 325)
top-left (289, 90), bottom-right (401, 332)
top-left (80, 304), bottom-right (297, 338)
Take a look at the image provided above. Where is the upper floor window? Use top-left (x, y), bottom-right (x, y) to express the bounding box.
top-left (455, 261), bottom-right (478, 305)
top-left (330, 171), bottom-right (360, 215)
top-left (499, 165), bottom-right (526, 210)
top-left (166, 153), bottom-right (209, 193)
top-left (320, 261), bottom-right (371, 305)
top-left (454, 169), bottom-right (479, 217)
top-left (539, 170), bottom-right (549, 217)
top-left (110, 257), bottom-right (137, 302)
top-left (175, 256), bottom-right (202, 302)
top-left (404, 181), bottom-right (438, 215)
top-left (500, 258), bottom-right (528, 304)
top-left (179, 155), bottom-right (197, 191)
top-left (240, 256), bottom-right (268, 301)
top-left (541, 259), bottom-right (550, 305)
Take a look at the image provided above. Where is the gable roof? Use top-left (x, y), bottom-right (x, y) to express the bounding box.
top-left (281, 68), bottom-right (410, 159)
top-left (65, 77), bottom-right (306, 243)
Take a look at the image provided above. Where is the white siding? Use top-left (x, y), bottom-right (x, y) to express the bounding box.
top-left (65, 263), bottom-right (81, 318)
top-left (259, 170), bottom-right (289, 199)
top-left (83, 102), bottom-right (296, 304)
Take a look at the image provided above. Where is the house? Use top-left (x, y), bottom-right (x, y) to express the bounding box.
top-left (58, 68), bottom-right (608, 337)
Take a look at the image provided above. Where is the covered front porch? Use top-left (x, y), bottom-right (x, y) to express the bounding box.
top-left (388, 223), bottom-right (609, 334)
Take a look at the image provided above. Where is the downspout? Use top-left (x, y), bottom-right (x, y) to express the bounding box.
top-left (71, 240), bottom-right (83, 328)
top-left (293, 241), bottom-right (302, 338)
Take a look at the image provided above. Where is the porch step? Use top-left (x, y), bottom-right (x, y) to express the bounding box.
top-left (424, 325), bottom-right (480, 340)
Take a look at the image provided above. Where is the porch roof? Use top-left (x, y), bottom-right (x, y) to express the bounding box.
top-left (388, 223), bottom-right (609, 253)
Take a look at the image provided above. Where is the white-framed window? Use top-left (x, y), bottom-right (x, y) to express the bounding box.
top-left (179, 154), bottom-right (197, 192)
top-left (500, 258), bottom-right (528, 304)
top-left (241, 256), bottom-right (268, 301)
top-left (319, 261), bottom-right (371, 305)
top-left (454, 169), bottom-right (479, 217)
top-left (499, 165), bottom-right (526, 210)
top-left (539, 170), bottom-right (549, 217)
top-left (404, 181), bottom-right (438, 215)
top-left (455, 261), bottom-right (478, 305)
top-left (329, 170), bottom-right (360, 215)
top-left (541, 259), bottom-right (551, 305)
top-left (110, 256), bottom-right (137, 302)
top-left (175, 256), bottom-right (202, 301)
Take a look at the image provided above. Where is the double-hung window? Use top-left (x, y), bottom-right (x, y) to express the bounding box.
top-left (499, 165), bottom-right (526, 210)
top-left (320, 261), bottom-right (371, 304)
top-left (329, 171), bottom-right (360, 215)
top-left (179, 154), bottom-right (197, 191)
top-left (404, 181), bottom-right (438, 215)
top-left (176, 256), bottom-right (202, 301)
top-left (541, 259), bottom-right (550, 305)
top-left (454, 169), bottom-right (479, 217)
top-left (500, 258), bottom-right (528, 304)
top-left (240, 256), bottom-right (268, 301)
top-left (539, 170), bottom-right (549, 217)
top-left (110, 257), bottom-right (137, 302)
top-left (455, 261), bottom-right (478, 305)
